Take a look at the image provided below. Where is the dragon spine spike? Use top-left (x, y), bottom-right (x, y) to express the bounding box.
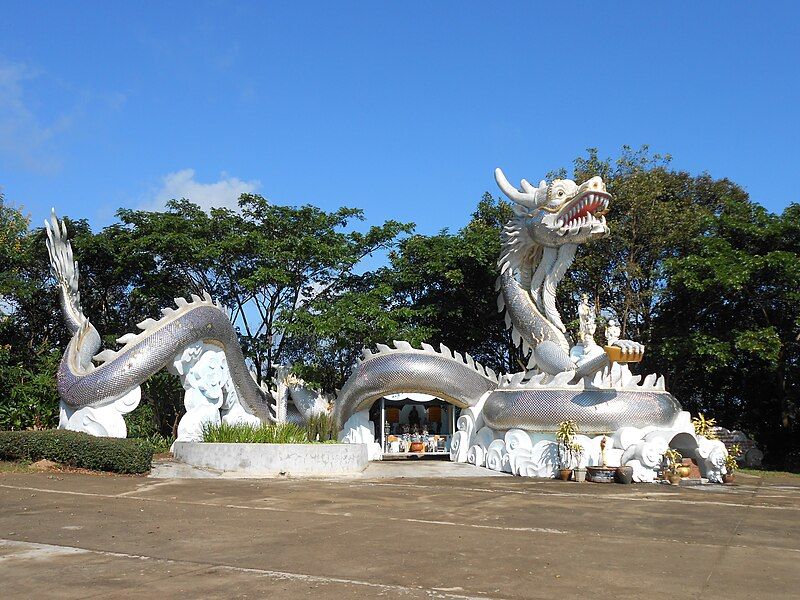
top-left (464, 353), bottom-right (475, 369)
top-left (509, 372), bottom-right (525, 386)
top-left (420, 342), bottom-right (435, 353)
top-left (655, 375), bottom-right (666, 391)
top-left (486, 367), bottom-right (496, 381)
top-left (202, 290), bottom-right (212, 302)
top-left (392, 340), bottom-right (413, 351)
top-left (375, 343), bottom-right (391, 354)
top-left (136, 318), bottom-right (157, 330)
top-left (627, 374), bottom-right (642, 388)
top-left (453, 351), bottom-right (464, 364)
top-left (529, 372), bottom-right (548, 385)
top-left (439, 343), bottom-right (452, 358)
top-left (642, 373), bottom-right (657, 388)
top-left (361, 349), bottom-right (373, 360)
top-left (190, 294), bottom-right (202, 303)
top-left (116, 333), bottom-right (137, 345)
top-left (92, 349), bottom-right (117, 364)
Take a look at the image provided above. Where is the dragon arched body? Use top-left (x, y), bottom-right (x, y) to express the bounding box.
top-left (333, 342), bottom-right (500, 427)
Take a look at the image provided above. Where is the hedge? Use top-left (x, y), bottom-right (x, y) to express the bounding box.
top-left (0, 429), bottom-right (154, 474)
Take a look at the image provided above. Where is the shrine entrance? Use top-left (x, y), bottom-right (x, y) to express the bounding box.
top-left (368, 393), bottom-right (458, 458)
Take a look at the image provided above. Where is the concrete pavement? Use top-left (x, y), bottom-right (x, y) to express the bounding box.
top-left (1, 465), bottom-right (798, 599)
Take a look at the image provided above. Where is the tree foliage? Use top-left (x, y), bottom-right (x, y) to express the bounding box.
top-left (383, 192), bottom-right (523, 374)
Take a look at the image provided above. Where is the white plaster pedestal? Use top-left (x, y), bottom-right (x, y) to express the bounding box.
top-left (172, 442), bottom-right (370, 477)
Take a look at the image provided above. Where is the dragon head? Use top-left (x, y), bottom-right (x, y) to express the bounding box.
top-left (495, 168), bottom-right (610, 247)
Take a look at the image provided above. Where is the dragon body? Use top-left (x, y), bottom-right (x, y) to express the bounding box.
top-left (46, 166), bottom-right (682, 441)
top-left (333, 342), bottom-right (499, 427)
top-left (335, 169), bottom-right (682, 433)
top-left (45, 211), bottom-right (273, 424)
top-left (44, 166), bottom-right (727, 481)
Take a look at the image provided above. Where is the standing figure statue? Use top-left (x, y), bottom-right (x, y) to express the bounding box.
top-left (577, 293), bottom-right (596, 347)
top-left (605, 319), bottom-right (621, 347)
top-left (570, 293), bottom-right (603, 366)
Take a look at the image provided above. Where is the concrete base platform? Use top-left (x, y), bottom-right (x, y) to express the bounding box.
top-left (151, 455), bottom-right (508, 479)
top-left (172, 441), bottom-right (369, 477)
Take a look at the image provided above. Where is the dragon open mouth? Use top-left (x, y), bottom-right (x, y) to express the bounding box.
top-left (553, 190), bottom-right (610, 234)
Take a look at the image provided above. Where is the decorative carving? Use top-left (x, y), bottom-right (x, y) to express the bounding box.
top-left (338, 410), bottom-right (382, 460)
top-left (58, 387), bottom-right (140, 438)
top-left (605, 320), bottom-right (621, 347)
top-left (168, 342), bottom-right (259, 443)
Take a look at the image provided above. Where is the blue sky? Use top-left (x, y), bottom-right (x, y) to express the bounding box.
top-left (1, 1), bottom-right (798, 238)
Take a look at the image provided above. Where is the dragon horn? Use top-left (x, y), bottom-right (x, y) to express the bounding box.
top-left (494, 168), bottom-right (547, 208)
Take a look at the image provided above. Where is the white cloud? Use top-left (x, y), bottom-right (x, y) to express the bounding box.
top-left (0, 58), bottom-right (69, 174)
top-left (142, 168), bottom-right (261, 212)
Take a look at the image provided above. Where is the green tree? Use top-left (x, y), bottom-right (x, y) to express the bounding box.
top-left (385, 193), bottom-right (522, 374)
top-left (283, 274), bottom-right (428, 391)
top-left (115, 194), bottom-right (413, 384)
top-left (656, 200), bottom-right (800, 467)
top-left (558, 146), bottom-right (798, 468)
top-left (0, 198), bottom-right (61, 430)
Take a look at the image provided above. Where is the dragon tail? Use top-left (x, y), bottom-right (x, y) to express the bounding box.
top-left (45, 209), bottom-right (89, 335)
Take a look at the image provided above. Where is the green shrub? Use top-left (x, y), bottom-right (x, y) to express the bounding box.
top-left (139, 432), bottom-right (175, 454)
top-left (0, 345), bottom-right (60, 431)
top-left (0, 429), bottom-right (154, 474)
top-left (201, 421), bottom-right (310, 444)
top-left (305, 412), bottom-right (337, 442)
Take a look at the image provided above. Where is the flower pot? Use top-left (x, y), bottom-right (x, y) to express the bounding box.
top-left (558, 468), bottom-right (573, 481)
top-left (586, 466), bottom-right (616, 483)
top-left (615, 465), bottom-right (633, 484)
top-left (676, 465), bottom-right (692, 478)
top-left (574, 468), bottom-right (587, 483)
top-left (722, 473), bottom-right (736, 484)
top-left (667, 473), bottom-right (681, 486)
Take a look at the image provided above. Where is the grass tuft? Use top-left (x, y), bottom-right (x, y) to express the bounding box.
top-left (201, 421), bottom-right (310, 444)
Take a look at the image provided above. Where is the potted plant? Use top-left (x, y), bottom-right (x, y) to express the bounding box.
top-left (663, 449), bottom-right (683, 485)
top-left (572, 443), bottom-right (586, 482)
top-left (556, 420), bottom-right (578, 481)
top-left (723, 443), bottom-right (742, 484)
top-left (692, 413), bottom-right (718, 439)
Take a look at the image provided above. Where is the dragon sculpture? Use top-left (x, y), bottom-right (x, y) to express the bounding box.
top-left (334, 170), bottom-right (679, 432)
top-left (46, 167), bottom-right (730, 482)
top-left (332, 169), bottom-right (728, 481)
top-left (45, 210), bottom-right (275, 437)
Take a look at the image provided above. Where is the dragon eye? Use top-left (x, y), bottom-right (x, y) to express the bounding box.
top-left (557, 189), bottom-right (564, 197)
